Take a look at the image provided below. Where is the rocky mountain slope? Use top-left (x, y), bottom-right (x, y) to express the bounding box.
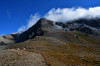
top-left (17, 18), bottom-right (64, 42)
top-left (56, 18), bottom-right (100, 37)
top-left (0, 18), bottom-right (100, 66)
top-left (0, 34), bottom-right (17, 49)
top-left (17, 18), bottom-right (100, 42)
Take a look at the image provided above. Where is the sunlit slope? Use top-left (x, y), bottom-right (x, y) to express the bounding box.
top-left (9, 32), bottom-right (100, 66)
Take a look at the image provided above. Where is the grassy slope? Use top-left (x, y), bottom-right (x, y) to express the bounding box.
top-left (8, 32), bottom-right (100, 66)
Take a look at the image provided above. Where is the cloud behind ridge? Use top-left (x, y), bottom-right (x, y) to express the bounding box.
top-left (18, 13), bottom-right (40, 33)
top-left (45, 6), bottom-right (100, 22)
top-left (18, 6), bottom-right (100, 33)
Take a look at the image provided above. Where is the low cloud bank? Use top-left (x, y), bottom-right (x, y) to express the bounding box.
top-left (18, 26), bottom-right (26, 33)
top-left (45, 6), bottom-right (100, 22)
top-left (18, 6), bottom-right (100, 33)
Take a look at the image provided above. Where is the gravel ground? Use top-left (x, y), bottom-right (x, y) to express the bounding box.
top-left (0, 49), bottom-right (48, 66)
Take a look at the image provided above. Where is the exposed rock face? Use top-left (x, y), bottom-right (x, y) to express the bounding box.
top-left (72, 18), bottom-right (100, 28)
top-left (56, 18), bottom-right (100, 37)
top-left (18, 18), bottom-right (62, 42)
top-left (18, 18), bottom-right (100, 42)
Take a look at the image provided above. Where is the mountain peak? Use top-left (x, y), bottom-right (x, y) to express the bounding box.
top-left (17, 18), bottom-right (55, 42)
top-left (17, 18), bottom-right (100, 42)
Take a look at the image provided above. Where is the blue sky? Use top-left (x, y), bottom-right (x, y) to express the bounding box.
top-left (0, 0), bottom-right (100, 34)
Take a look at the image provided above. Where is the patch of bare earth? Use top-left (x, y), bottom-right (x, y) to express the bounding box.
top-left (0, 49), bottom-right (47, 66)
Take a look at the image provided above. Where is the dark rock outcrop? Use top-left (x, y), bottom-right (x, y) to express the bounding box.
top-left (17, 18), bottom-right (56, 42)
top-left (55, 18), bottom-right (100, 37)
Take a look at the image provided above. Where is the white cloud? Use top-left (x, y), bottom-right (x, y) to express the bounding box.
top-left (17, 13), bottom-right (40, 33)
top-left (17, 6), bottom-right (100, 33)
top-left (18, 26), bottom-right (26, 33)
top-left (45, 6), bottom-right (100, 22)
top-left (27, 13), bottom-right (40, 28)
